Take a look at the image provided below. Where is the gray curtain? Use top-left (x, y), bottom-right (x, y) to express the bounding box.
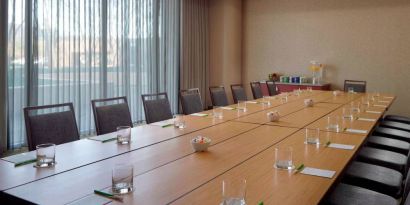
top-left (181, 0), bottom-right (209, 109)
top-left (6, 0), bottom-right (180, 149)
top-left (0, 0), bottom-right (8, 154)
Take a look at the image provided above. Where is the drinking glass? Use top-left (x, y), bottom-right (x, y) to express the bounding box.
top-left (262, 96), bottom-right (271, 106)
top-left (274, 147), bottom-right (294, 170)
top-left (347, 87), bottom-right (355, 93)
top-left (305, 128), bottom-right (320, 145)
top-left (213, 106), bottom-right (224, 119)
top-left (36, 143), bottom-right (56, 168)
top-left (306, 87), bottom-right (313, 92)
top-left (350, 101), bottom-right (361, 113)
top-left (327, 116), bottom-right (340, 132)
top-left (117, 126), bottom-right (131, 144)
top-left (293, 89), bottom-right (301, 96)
top-left (342, 107), bottom-right (354, 120)
top-left (112, 164), bottom-right (134, 194)
top-left (280, 95), bottom-right (288, 104)
top-left (361, 97), bottom-right (370, 106)
top-left (173, 114), bottom-right (186, 129)
top-left (221, 179), bottom-right (247, 205)
top-left (237, 100), bottom-right (247, 112)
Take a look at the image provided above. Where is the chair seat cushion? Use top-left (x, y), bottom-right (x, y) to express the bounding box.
top-left (327, 183), bottom-right (398, 205)
top-left (384, 115), bottom-right (410, 124)
top-left (373, 127), bottom-right (410, 143)
top-left (357, 147), bottom-right (407, 173)
top-left (380, 121), bottom-right (410, 132)
top-left (367, 136), bottom-right (410, 155)
top-left (343, 161), bottom-right (403, 198)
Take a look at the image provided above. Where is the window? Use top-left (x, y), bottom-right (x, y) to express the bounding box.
top-left (7, 0), bottom-right (180, 149)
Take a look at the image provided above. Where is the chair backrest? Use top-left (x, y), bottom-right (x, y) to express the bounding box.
top-left (91, 96), bottom-right (133, 135)
top-left (179, 88), bottom-right (203, 115)
top-left (24, 103), bottom-right (80, 151)
top-left (250, 81), bottom-right (263, 99)
top-left (344, 80), bottom-right (367, 93)
top-left (209, 86), bottom-right (229, 107)
top-left (231, 84), bottom-right (248, 103)
top-left (141, 92), bottom-right (173, 124)
top-left (266, 80), bottom-right (278, 96)
top-left (402, 168), bottom-right (410, 203)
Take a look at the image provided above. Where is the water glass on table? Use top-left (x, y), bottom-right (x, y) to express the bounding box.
top-left (117, 126), bottom-right (131, 144)
top-left (274, 147), bottom-right (294, 170)
top-left (213, 107), bottom-right (224, 119)
top-left (305, 128), bottom-right (320, 145)
top-left (327, 116), bottom-right (340, 132)
top-left (35, 143), bottom-right (56, 168)
top-left (347, 87), bottom-right (355, 93)
top-left (112, 164), bottom-right (134, 194)
top-left (342, 107), bottom-right (354, 120)
top-left (221, 179), bottom-right (247, 205)
top-left (237, 100), bottom-right (247, 112)
top-left (174, 114), bottom-right (186, 129)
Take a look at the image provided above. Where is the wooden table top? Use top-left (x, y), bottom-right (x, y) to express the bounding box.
top-left (172, 130), bottom-right (366, 205)
top-left (0, 91), bottom-right (396, 205)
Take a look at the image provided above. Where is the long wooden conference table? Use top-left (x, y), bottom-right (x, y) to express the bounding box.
top-left (0, 90), bottom-right (396, 204)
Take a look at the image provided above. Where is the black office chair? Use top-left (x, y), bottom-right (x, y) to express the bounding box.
top-left (179, 88), bottom-right (203, 115)
top-left (326, 167), bottom-right (410, 205)
top-left (209, 86), bottom-right (229, 107)
top-left (266, 80), bottom-right (278, 96)
top-left (231, 84), bottom-right (247, 103)
top-left (384, 115), bottom-right (410, 125)
top-left (344, 80), bottom-right (367, 93)
top-left (24, 103), bottom-right (80, 151)
top-left (91, 96), bottom-right (133, 135)
top-left (142, 92), bottom-right (173, 124)
top-left (250, 81), bottom-right (263, 99)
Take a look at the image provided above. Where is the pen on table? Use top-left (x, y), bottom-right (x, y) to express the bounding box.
top-left (94, 190), bottom-right (123, 202)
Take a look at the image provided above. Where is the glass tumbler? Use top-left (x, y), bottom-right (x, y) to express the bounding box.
top-left (36, 143), bottom-right (56, 168)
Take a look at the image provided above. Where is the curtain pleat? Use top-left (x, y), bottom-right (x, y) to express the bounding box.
top-left (181, 0), bottom-right (209, 109)
top-left (6, 0), bottom-right (180, 149)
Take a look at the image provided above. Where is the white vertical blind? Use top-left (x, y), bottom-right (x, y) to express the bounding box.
top-left (6, 0), bottom-right (180, 149)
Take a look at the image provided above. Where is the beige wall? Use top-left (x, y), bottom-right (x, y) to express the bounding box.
top-left (208, 0), bottom-right (242, 105)
top-left (243, 0), bottom-right (410, 116)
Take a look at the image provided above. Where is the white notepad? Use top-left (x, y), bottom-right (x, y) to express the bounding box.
top-left (378, 100), bottom-right (390, 103)
top-left (328, 143), bottom-right (355, 150)
top-left (357, 118), bottom-right (377, 122)
top-left (301, 167), bottom-right (336, 178)
top-left (150, 119), bottom-right (175, 127)
top-left (373, 104), bottom-right (387, 108)
top-left (383, 96), bottom-right (394, 99)
top-left (246, 101), bottom-right (258, 104)
top-left (366, 110), bottom-right (382, 114)
top-left (345, 128), bottom-right (367, 134)
top-left (190, 113), bottom-right (208, 117)
top-left (220, 107), bottom-right (235, 110)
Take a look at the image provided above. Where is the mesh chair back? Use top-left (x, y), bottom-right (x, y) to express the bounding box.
top-left (91, 96), bottom-right (133, 135)
top-left (344, 80), bottom-right (367, 93)
top-left (142, 92), bottom-right (173, 124)
top-left (250, 82), bottom-right (263, 99)
top-left (179, 88), bottom-right (203, 115)
top-left (209, 86), bottom-right (229, 107)
top-left (24, 103), bottom-right (80, 151)
top-left (231, 84), bottom-right (248, 103)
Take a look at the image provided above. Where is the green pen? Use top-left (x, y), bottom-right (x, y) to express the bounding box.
top-left (294, 164), bottom-right (305, 174)
top-left (14, 159), bottom-right (37, 167)
top-left (162, 124), bottom-right (173, 128)
top-left (94, 190), bottom-right (123, 202)
top-left (102, 138), bottom-right (117, 143)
